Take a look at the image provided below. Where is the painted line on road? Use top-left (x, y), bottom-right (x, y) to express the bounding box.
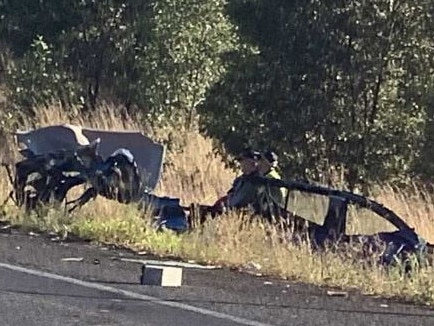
top-left (0, 262), bottom-right (273, 326)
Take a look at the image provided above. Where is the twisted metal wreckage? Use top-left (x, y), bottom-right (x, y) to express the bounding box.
top-left (1, 124), bottom-right (433, 272)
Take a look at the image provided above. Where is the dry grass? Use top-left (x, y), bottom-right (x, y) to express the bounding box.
top-left (1, 104), bottom-right (434, 305)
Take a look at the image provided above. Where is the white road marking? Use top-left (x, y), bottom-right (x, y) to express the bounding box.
top-left (0, 262), bottom-right (273, 326)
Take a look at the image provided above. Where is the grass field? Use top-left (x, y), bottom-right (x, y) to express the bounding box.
top-left (1, 104), bottom-right (434, 305)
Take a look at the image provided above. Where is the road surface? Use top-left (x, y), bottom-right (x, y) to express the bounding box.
top-left (0, 224), bottom-right (433, 326)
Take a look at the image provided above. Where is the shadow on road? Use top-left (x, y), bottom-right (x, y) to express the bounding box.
top-left (2, 287), bottom-right (434, 319)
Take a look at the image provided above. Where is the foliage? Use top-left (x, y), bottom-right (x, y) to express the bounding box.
top-left (5, 36), bottom-right (82, 115)
top-left (2, 0), bottom-right (434, 188)
top-left (135, 0), bottom-right (241, 128)
top-left (199, 0), bottom-right (434, 192)
top-left (1, 0), bottom-right (239, 129)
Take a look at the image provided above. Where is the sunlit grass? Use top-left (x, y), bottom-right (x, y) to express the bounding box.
top-left (1, 104), bottom-right (434, 305)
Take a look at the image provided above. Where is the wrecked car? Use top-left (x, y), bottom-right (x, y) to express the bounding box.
top-left (4, 124), bottom-right (165, 210)
top-left (2, 124), bottom-right (432, 272)
top-left (249, 176), bottom-right (431, 271)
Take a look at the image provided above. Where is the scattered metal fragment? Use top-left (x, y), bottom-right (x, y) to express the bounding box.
top-left (61, 257), bottom-right (84, 262)
top-left (326, 290), bottom-right (348, 297)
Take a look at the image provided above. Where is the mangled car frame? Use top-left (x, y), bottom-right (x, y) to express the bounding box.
top-left (2, 124), bottom-right (432, 271)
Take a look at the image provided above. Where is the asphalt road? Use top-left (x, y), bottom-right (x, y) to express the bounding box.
top-left (0, 225), bottom-right (434, 326)
top-left (0, 266), bottom-right (246, 326)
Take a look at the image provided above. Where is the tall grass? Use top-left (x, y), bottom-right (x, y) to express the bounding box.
top-left (1, 104), bottom-right (434, 304)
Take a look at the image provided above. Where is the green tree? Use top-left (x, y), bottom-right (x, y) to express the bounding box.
top-left (134, 0), bottom-right (241, 128)
top-left (5, 35), bottom-right (82, 115)
top-left (199, 0), bottom-right (434, 192)
top-left (0, 0), bottom-right (83, 56)
top-left (2, 0), bottom-right (240, 128)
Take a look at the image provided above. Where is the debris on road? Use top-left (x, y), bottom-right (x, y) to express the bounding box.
top-left (61, 257), bottom-right (84, 262)
top-left (140, 264), bottom-right (183, 287)
top-left (326, 290), bottom-right (349, 297)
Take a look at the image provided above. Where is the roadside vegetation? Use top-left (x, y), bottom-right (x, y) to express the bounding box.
top-left (1, 0), bottom-right (434, 305)
top-left (2, 105), bottom-right (434, 305)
